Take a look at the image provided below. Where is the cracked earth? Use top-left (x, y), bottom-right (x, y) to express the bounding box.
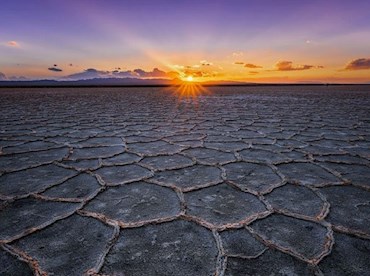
top-left (0, 86), bottom-right (369, 275)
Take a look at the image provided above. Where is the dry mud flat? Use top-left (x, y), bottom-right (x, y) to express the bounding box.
top-left (0, 85), bottom-right (369, 275)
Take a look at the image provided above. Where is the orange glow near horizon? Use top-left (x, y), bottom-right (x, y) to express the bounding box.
top-left (170, 81), bottom-right (210, 101)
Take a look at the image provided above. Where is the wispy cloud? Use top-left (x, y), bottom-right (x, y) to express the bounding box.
top-left (244, 63), bottom-right (262, 68)
top-left (275, 61), bottom-right (321, 71)
top-left (232, 51), bottom-right (244, 57)
top-left (48, 67), bottom-right (63, 72)
top-left (234, 62), bottom-right (262, 68)
top-left (134, 68), bottom-right (168, 78)
top-left (65, 68), bottom-right (175, 80)
top-left (344, 58), bottom-right (370, 70)
top-left (200, 60), bottom-right (213, 66)
top-left (0, 72), bottom-right (7, 80)
top-left (6, 40), bottom-right (20, 47)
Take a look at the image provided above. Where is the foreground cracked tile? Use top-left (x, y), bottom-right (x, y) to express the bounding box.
top-left (249, 214), bottom-right (329, 261)
top-left (12, 215), bottom-right (114, 275)
top-left (127, 141), bottom-right (183, 156)
top-left (204, 141), bottom-right (248, 152)
top-left (0, 248), bottom-right (33, 275)
top-left (319, 186), bottom-right (370, 235)
top-left (140, 154), bottom-right (194, 171)
top-left (69, 146), bottom-right (125, 160)
top-left (2, 141), bottom-right (60, 154)
top-left (72, 137), bottom-right (124, 147)
top-left (59, 159), bottom-right (100, 170)
top-left (94, 164), bottom-right (152, 185)
top-left (84, 182), bottom-right (180, 223)
top-left (319, 232), bottom-right (370, 275)
top-left (224, 162), bottom-right (281, 194)
top-left (0, 198), bottom-right (80, 242)
top-left (220, 228), bottom-right (266, 257)
top-left (0, 148), bottom-right (70, 172)
top-left (185, 184), bottom-right (266, 227)
top-left (182, 148), bottom-right (236, 165)
top-left (320, 163), bottom-right (370, 188)
top-left (149, 165), bottom-right (222, 191)
top-left (277, 162), bottom-right (341, 186)
top-left (0, 164), bottom-right (77, 197)
top-left (265, 184), bottom-right (325, 218)
top-left (225, 249), bottom-right (315, 276)
top-left (102, 152), bottom-right (141, 166)
top-left (41, 173), bottom-right (101, 200)
top-left (101, 220), bottom-right (218, 276)
top-left (239, 148), bottom-right (290, 163)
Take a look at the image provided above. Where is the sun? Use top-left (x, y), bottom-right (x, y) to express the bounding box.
top-left (186, 75), bottom-right (194, 82)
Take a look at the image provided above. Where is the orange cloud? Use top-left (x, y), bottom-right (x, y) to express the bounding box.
top-left (234, 61), bottom-right (244, 65)
top-left (275, 61), bottom-right (318, 71)
top-left (344, 58), bottom-right (370, 70)
top-left (244, 63), bottom-right (262, 68)
top-left (6, 41), bottom-right (19, 47)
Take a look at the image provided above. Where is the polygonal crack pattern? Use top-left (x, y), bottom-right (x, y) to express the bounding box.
top-left (0, 198), bottom-right (80, 242)
top-left (220, 228), bottom-right (267, 257)
top-left (225, 249), bottom-right (315, 276)
top-left (249, 214), bottom-right (330, 262)
top-left (94, 164), bottom-right (152, 185)
top-left (84, 182), bottom-right (180, 224)
top-left (1, 87), bottom-right (369, 275)
top-left (277, 162), bottom-right (341, 186)
top-left (101, 220), bottom-right (218, 276)
top-left (149, 164), bottom-right (222, 191)
top-left (265, 184), bottom-right (326, 218)
top-left (0, 248), bottom-right (33, 275)
top-left (224, 162), bottom-right (282, 194)
top-left (320, 186), bottom-right (370, 236)
top-left (0, 164), bottom-right (77, 198)
top-left (185, 184), bottom-right (267, 228)
top-left (12, 215), bottom-right (114, 275)
top-left (319, 232), bottom-right (370, 275)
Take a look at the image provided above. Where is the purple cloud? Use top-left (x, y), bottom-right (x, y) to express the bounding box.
top-left (345, 58), bottom-right (370, 70)
top-left (0, 72), bottom-right (7, 80)
top-left (48, 67), bottom-right (63, 72)
top-left (133, 68), bottom-right (168, 78)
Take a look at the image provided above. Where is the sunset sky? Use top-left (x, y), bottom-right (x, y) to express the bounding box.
top-left (1, 0), bottom-right (370, 83)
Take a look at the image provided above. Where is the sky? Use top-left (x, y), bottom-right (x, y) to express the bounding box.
top-left (1, 0), bottom-right (370, 83)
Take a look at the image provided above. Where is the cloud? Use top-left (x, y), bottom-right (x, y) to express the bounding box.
top-left (134, 68), bottom-right (168, 78)
top-left (6, 41), bottom-right (19, 47)
top-left (344, 58), bottom-right (370, 70)
top-left (48, 67), bottom-right (63, 72)
top-left (65, 68), bottom-right (110, 80)
top-left (8, 76), bottom-right (27, 80)
top-left (248, 71), bottom-right (259, 75)
top-left (200, 60), bottom-right (213, 66)
top-left (234, 61), bottom-right (245, 65)
top-left (232, 51), bottom-right (244, 57)
top-left (0, 72), bottom-right (7, 80)
top-left (64, 68), bottom-right (175, 80)
top-left (112, 70), bottom-right (137, 78)
top-left (244, 63), bottom-right (262, 68)
top-left (275, 61), bottom-right (318, 71)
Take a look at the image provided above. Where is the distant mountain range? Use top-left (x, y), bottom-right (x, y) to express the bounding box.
top-left (0, 77), bottom-right (367, 87)
top-left (0, 77), bottom-right (175, 87)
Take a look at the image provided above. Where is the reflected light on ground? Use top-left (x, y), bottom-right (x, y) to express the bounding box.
top-left (172, 82), bottom-right (210, 100)
top-left (167, 81), bottom-right (211, 110)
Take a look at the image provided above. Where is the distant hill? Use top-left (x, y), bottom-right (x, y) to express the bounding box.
top-left (0, 77), bottom-right (175, 87)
